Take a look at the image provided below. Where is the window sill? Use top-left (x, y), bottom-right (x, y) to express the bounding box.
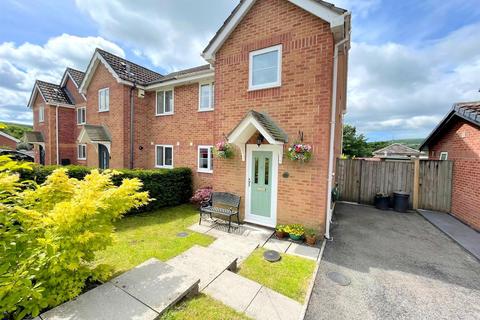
top-left (77, 123), bottom-right (86, 126)
top-left (248, 83), bottom-right (281, 92)
top-left (98, 110), bottom-right (109, 113)
top-left (77, 158), bottom-right (87, 161)
top-left (198, 108), bottom-right (214, 112)
top-left (197, 169), bottom-right (213, 174)
top-left (156, 113), bottom-right (174, 117)
top-left (155, 165), bottom-right (174, 169)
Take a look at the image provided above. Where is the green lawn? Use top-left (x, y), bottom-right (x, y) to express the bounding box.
top-left (95, 204), bottom-right (214, 277)
top-left (161, 294), bottom-right (251, 320)
top-left (238, 248), bottom-right (316, 302)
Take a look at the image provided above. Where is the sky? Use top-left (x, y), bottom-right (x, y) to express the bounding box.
top-left (0, 0), bottom-right (479, 141)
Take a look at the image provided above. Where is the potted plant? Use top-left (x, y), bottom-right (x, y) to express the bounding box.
top-left (190, 187), bottom-right (213, 208)
top-left (275, 224), bottom-right (288, 239)
top-left (287, 143), bottom-right (312, 162)
top-left (213, 141), bottom-right (234, 159)
top-left (285, 224), bottom-right (304, 241)
top-left (305, 228), bottom-right (317, 246)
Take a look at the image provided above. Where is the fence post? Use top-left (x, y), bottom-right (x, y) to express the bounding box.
top-left (413, 158), bottom-right (420, 209)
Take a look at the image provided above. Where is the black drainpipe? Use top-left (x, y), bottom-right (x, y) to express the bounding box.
top-left (129, 80), bottom-right (137, 169)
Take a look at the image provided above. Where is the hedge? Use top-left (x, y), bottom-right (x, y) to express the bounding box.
top-left (16, 165), bottom-right (193, 213)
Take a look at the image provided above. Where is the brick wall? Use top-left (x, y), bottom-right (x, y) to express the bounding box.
top-left (32, 95), bottom-right (52, 164)
top-left (213, 0), bottom-right (335, 230)
top-left (429, 119), bottom-right (480, 230)
top-left (0, 135), bottom-right (17, 149)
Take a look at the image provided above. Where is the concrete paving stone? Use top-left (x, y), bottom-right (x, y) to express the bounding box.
top-left (418, 210), bottom-right (480, 260)
top-left (209, 235), bottom-right (259, 264)
top-left (188, 222), bottom-right (214, 234)
top-left (111, 258), bottom-right (199, 315)
top-left (246, 286), bottom-right (303, 320)
top-left (204, 271), bottom-right (262, 313)
top-left (286, 243), bottom-right (320, 260)
top-left (204, 222), bottom-right (273, 246)
top-left (263, 238), bottom-right (291, 253)
top-left (41, 282), bottom-right (158, 320)
top-left (166, 245), bottom-right (238, 290)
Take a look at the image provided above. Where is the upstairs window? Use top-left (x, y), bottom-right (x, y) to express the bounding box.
top-left (439, 152), bottom-right (448, 160)
top-left (38, 105), bottom-right (45, 123)
top-left (77, 144), bottom-right (87, 160)
top-left (249, 45), bottom-right (282, 90)
top-left (156, 89), bottom-right (174, 115)
top-left (77, 107), bottom-right (86, 125)
top-left (155, 145), bottom-right (173, 168)
top-left (198, 146), bottom-right (213, 173)
top-left (199, 82), bottom-right (214, 111)
top-left (98, 88), bottom-right (109, 112)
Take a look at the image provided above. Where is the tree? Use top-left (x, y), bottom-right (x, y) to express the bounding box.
top-left (342, 124), bottom-right (370, 158)
top-left (0, 156), bottom-right (150, 319)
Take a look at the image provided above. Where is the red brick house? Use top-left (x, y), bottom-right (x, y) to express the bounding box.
top-left (0, 130), bottom-right (20, 150)
top-left (420, 102), bottom-right (480, 231)
top-left (26, 0), bottom-right (351, 235)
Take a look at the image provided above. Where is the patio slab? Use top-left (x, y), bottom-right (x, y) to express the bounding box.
top-left (204, 270), bottom-right (262, 313)
top-left (246, 286), bottom-right (303, 320)
top-left (111, 258), bottom-right (199, 315)
top-left (209, 235), bottom-right (259, 264)
top-left (418, 209), bottom-right (480, 260)
top-left (40, 282), bottom-right (158, 320)
top-left (166, 245), bottom-right (237, 290)
top-left (286, 243), bottom-right (320, 261)
top-left (263, 238), bottom-right (291, 253)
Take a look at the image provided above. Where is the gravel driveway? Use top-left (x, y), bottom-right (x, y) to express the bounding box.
top-left (305, 203), bottom-right (480, 320)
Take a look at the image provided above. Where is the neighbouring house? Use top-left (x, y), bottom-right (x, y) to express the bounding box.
top-left (420, 101), bottom-right (480, 231)
top-left (0, 130), bottom-right (20, 150)
top-left (372, 143), bottom-right (426, 161)
top-left (25, 0), bottom-right (351, 234)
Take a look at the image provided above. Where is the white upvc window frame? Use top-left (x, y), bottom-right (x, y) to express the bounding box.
top-left (155, 88), bottom-right (174, 116)
top-left (155, 144), bottom-right (174, 169)
top-left (38, 105), bottom-right (45, 123)
top-left (248, 44), bottom-right (282, 91)
top-left (197, 145), bottom-right (213, 173)
top-left (77, 144), bottom-right (87, 160)
top-left (98, 88), bottom-right (110, 112)
top-left (77, 107), bottom-right (86, 125)
top-left (439, 152), bottom-right (448, 161)
top-left (198, 82), bottom-right (215, 112)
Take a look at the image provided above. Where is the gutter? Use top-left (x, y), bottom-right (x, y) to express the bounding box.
top-left (129, 81), bottom-right (137, 169)
top-left (325, 16), bottom-right (350, 240)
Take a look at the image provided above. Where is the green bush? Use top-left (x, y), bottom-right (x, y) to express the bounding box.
top-left (16, 165), bottom-right (193, 212)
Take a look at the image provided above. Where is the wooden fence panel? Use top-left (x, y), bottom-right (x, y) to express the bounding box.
top-left (335, 159), bottom-right (451, 211)
top-left (418, 160), bottom-right (452, 212)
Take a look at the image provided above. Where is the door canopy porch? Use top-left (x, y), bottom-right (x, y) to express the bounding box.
top-left (227, 110), bottom-right (288, 163)
top-left (77, 125), bottom-right (112, 153)
top-left (23, 131), bottom-right (45, 147)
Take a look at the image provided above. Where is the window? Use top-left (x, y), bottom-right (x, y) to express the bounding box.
top-left (198, 146), bottom-right (213, 173)
top-left (439, 152), bottom-right (448, 161)
top-left (38, 105), bottom-right (45, 123)
top-left (77, 144), bottom-right (87, 160)
top-left (77, 107), bottom-right (86, 125)
top-left (199, 82), bottom-right (214, 111)
top-left (155, 145), bottom-right (173, 168)
top-left (249, 45), bottom-right (282, 90)
top-left (98, 88), bottom-right (110, 112)
top-left (156, 89), bottom-right (174, 115)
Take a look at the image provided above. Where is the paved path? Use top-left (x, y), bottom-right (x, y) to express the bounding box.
top-left (418, 209), bottom-right (480, 260)
top-left (305, 203), bottom-right (480, 320)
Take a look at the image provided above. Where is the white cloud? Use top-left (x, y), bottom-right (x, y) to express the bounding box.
top-left (0, 34), bottom-right (124, 124)
top-left (74, 0), bottom-right (237, 71)
top-left (346, 23), bottom-right (480, 140)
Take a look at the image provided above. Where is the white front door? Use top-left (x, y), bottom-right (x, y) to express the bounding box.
top-left (245, 144), bottom-right (279, 227)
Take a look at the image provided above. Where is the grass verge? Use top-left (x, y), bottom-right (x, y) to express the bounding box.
top-left (161, 294), bottom-right (251, 320)
top-left (95, 204), bottom-right (214, 277)
top-left (238, 248), bottom-right (316, 302)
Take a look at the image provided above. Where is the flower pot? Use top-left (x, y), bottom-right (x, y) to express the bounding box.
top-left (289, 234), bottom-right (303, 241)
top-left (275, 230), bottom-right (287, 239)
top-left (305, 235), bottom-right (316, 246)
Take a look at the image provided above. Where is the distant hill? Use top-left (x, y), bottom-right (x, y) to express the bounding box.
top-left (389, 138), bottom-right (424, 149)
top-left (0, 122), bottom-right (33, 139)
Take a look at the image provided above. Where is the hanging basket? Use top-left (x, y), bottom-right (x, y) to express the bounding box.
top-left (287, 143), bottom-right (312, 162)
top-left (213, 141), bottom-right (234, 159)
